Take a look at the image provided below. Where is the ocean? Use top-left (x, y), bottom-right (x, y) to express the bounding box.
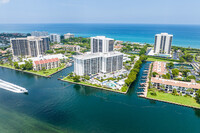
top-left (0, 23), bottom-right (200, 48)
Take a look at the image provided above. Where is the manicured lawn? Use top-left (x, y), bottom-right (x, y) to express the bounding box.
top-left (147, 91), bottom-right (200, 108)
top-left (0, 63), bottom-right (15, 69)
top-left (27, 64), bottom-right (66, 76)
top-left (0, 63), bottom-right (66, 77)
top-left (146, 57), bottom-right (175, 62)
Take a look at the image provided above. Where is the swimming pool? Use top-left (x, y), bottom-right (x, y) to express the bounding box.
top-left (173, 64), bottom-right (193, 70)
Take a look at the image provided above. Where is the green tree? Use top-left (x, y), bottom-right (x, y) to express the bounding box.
top-left (0, 60), bottom-right (3, 65)
top-left (46, 50), bottom-right (54, 54)
top-left (172, 68), bottom-right (179, 77)
top-left (42, 67), bottom-right (46, 71)
top-left (13, 62), bottom-right (19, 69)
top-left (196, 90), bottom-right (200, 103)
top-left (73, 75), bottom-right (81, 82)
top-left (129, 55), bottom-right (136, 62)
top-left (167, 62), bottom-right (174, 69)
top-left (24, 60), bottom-right (33, 70)
top-left (8, 57), bottom-right (13, 66)
top-left (172, 89), bottom-right (178, 95)
top-left (20, 64), bottom-right (26, 70)
top-left (152, 72), bottom-right (158, 77)
top-left (182, 69), bottom-right (190, 77)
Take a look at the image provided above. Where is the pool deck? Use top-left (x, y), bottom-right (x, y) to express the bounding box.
top-left (58, 78), bottom-right (128, 94)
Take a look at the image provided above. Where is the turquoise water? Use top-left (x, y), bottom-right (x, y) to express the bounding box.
top-left (174, 64), bottom-right (193, 69)
top-left (1, 62), bottom-right (200, 133)
top-left (107, 82), bottom-right (116, 87)
top-left (0, 24), bottom-right (200, 48)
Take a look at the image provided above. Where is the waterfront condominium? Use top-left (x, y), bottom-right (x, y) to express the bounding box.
top-left (11, 36), bottom-right (50, 57)
top-left (154, 33), bottom-right (173, 54)
top-left (64, 33), bottom-right (74, 39)
top-left (74, 52), bottom-right (123, 76)
top-left (50, 34), bottom-right (61, 43)
top-left (91, 36), bottom-right (114, 53)
top-left (31, 31), bottom-right (49, 37)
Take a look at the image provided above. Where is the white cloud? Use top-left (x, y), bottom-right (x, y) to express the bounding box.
top-left (0, 0), bottom-right (10, 4)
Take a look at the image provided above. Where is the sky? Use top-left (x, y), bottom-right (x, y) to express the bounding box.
top-left (0, 0), bottom-right (200, 24)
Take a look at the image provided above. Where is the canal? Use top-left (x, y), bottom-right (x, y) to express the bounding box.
top-left (0, 61), bottom-right (200, 133)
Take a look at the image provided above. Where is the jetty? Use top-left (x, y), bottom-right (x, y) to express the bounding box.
top-left (0, 79), bottom-right (28, 94)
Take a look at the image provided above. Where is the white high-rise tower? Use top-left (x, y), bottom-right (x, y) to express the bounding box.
top-left (90, 36), bottom-right (114, 53)
top-left (154, 33), bottom-right (173, 54)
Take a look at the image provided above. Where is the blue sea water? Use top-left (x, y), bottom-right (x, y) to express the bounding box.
top-left (0, 23), bottom-right (200, 48)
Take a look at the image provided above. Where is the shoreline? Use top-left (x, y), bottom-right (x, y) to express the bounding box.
top-left (138, 61), bottom-right (200, 110)
top-left (0, 64), bottom-right (70, 78)
top-left (140, 96), bottom-right (200, 110)
top-left (58, 78), bottom-right (128, 94)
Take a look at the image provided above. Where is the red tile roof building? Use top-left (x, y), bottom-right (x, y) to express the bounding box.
top-left (152, 61), bottom-right (167, 75)
top-left (151, 61), bottom-right (200, 97)
top-left (33, 58), bottom-right (60, 71)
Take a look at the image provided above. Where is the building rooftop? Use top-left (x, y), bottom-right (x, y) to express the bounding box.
top-left (156, 33), bottom-right (173, 36)
top-left (64, 33), bottom-right (74, 35)
top-left (11, 36), bottom-right (49, 40)
top-left (152, 61), bottom-right (167, 75)
top-left (24, 54), bottom-right (67, 62)
top-left (34, 58), bottom-right (59, 65)
top-left (90, 36), bottom-right (114, 40)
top-left (73, 51), bottom-right (123, 60)
top-left (151, 77), bottom-right (200, 89)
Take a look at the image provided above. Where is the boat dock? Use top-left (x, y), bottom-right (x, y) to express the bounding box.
top-left (138, 63), bottom-right (152, 98)
top-left (0, 79), bottom-right (28, 94)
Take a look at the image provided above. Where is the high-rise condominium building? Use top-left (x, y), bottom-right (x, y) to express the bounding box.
top-left (91, 36), bottom-right (114, 53)
top-left (154, 33), bottom-right (173, 54)
top-left (31, 31), bottom-right (49, 37)
top-left (50, 34), bottom-right (61, 43)
top-left (11, 36), bottom-right (50, 57)
top-left (64, 33), bottom-right (74, 39)
top-left (74, 52), bottom-right (123, 76)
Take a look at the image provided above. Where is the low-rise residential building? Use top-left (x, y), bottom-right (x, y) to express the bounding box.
top-left (50, 44), bottom-right (80, 52)
top-left (64, 33), bottom-right (74, 39)
top-left (50, 44), bottom-right (63, 49)
top-left (20, 54), bottom-right (68, 71)
top-left (114, 44), bottom-right (124, 51)
top-left (63, 45), bottom-right (80, 52)
top-left (151, 77), bottom-right (200, 97)
top-left (151, 61), bottom-right (200, 97)
top-left (152, 61), bottom-right (167, 75)
top-left (33, 58), bottom-right (60, 71)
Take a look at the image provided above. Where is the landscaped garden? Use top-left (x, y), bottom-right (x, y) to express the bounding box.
top-left (0, 63), bottom-right (66, 77)
top-left (147, 91), bottom-right (200, 108)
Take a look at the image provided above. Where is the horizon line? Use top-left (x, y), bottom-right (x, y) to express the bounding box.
top-left (0, 22), bottom-right (200, 26)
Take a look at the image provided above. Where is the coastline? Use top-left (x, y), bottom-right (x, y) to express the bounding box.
top-left (0, 64), bottom-right (69, 78)
top-left (58, 78), bottom-right (128, 94)
top-left (138, 61), bottom-right (200, 110)
top-left (142, 96), bottom-right (200, 110)
top-left (0, 24), bottom-right (200, 49)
